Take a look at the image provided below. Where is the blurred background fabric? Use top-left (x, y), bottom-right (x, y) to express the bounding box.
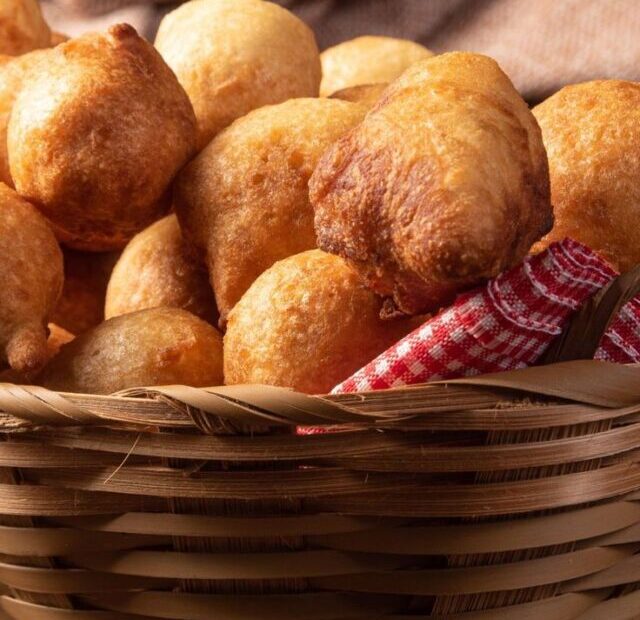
top-left (41, 0), bottom-right (640, 102)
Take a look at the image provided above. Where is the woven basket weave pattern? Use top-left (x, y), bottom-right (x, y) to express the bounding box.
top-left (0, 361), bottom-right (639, 618)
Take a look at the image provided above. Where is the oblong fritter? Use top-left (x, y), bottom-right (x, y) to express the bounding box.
top-left (310, 52), bottom-right (553, 316)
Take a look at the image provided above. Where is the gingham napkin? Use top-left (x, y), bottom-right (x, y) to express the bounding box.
top-left (333, 238), bottom-right (640, 394)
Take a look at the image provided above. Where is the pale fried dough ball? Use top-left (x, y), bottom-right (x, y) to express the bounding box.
top-left (224, 250), bottom-right (418, 394)
top-left (0, 183), bottom-right (63, 374)
top-left (40, 307), bottom-right (224, 394)
top-left (51, 248), bottom-right (119, 335)
top-left (155, 0), bottom-right (321, 149)
top-left (8, 24), bottom-right (197, 251)
top-left (320, 36), bottom-right (433, 97)
top-left (310, 52), bottom-right (553, 316)
top-left (0, 48), bottom-right (48, 187)
top-left (329, 83), bottom-right (388, 108)
top-left (175, 98), bottom-right (366, 325)
top-left (533, 80), bottom-right (640, 272)
top-left (0, 0), bottom-right (51, 56)
top-left (105, 215), bottom-right (217, 325)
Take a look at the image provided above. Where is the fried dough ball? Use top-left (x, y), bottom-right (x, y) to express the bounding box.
top-left (533, 81), bottom-right (640, 272)
top-left (329, 83), bottom-right (388, 108)
top-left (0, 0), bottom-right (51, 56)
top-left (0, 183), bottom-right (63, 374)
top-left (0, 48), bottom-right (48, 187)
top-left (8, 24), bottom-right (196, 251)
top-left (50, 32), bottom-right (69, 46)
top-left (40, 307), bottom-right (224, 394)
top-left (224, 250), bottom-right (417, 394)
top-left (0, 323), bottom-right (74, 383)
top-left (310, 52), bottom-right (553, 316)
top-left (176, 98), bottom-right (366, 325)
top-left (105, 215), bottom-right (217, 325)
top-left (51, 249), bottom-right (119, 335)
top-left (155, 0), bottom-right (321, 149)
top-left (47, 323), bottom-right (74, 355)
top-left (320, 36), bottom-right (433, 97)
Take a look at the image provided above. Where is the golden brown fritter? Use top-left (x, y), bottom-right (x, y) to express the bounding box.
top-left (0, 0), bottom-right (51, 56)
top-left (155, 0), bottom-right (321, 149)
top-left (51, 248), bottom-right (119, 335)
top-left (40, 307), bottom-right (224, 394)
top-left (0, 323), bottom-right (74, 384)
top-left (310, 52), bottom-right (553, 316)
top-left (329, 83), bottom-right (388, 108)
top-left (8, 24), bottom-right (197, 251)
top-left (0, 183), bottom-right (63, 374)
top-left (105, 215), bottom-right (218, 325)
top-left (224, 250), bottom-right (418, 394)
top-left (0, 48), bottom-right (48, 187)
top-left (50, 31), bottom-right (68, 46)
top-left (175, 97), bottom-right (366, 325)
top-left (533, 80), bottom-right (640, 272)
top-left (320, 36), bottom-right (432, 97)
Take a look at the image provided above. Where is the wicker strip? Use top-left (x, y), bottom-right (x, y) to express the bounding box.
top-left (0, 362), bottom-right (638, 432)
top-left (0, 361), bottom-right (639, 617)
top-left (12, 420), bottom-right (640, 471)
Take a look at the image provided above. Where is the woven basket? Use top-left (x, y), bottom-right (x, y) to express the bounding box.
top-left (1, 273), bottom-right (640, 619)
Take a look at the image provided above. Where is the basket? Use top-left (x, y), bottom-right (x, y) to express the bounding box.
top-left (0, 274), bottom-right (640, 619)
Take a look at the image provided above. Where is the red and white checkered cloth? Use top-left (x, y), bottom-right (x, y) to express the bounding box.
top-left (332, 238), bottom-right (640, 394)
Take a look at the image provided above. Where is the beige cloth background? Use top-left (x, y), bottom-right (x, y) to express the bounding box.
top-left (41, 0), bottom-right (640, 102)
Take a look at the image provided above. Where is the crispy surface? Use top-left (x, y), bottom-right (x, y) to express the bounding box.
top-left (175, 98), bottom-right (366, 324)
top-left (8, 24), bottom-right (197, 251)
top-left (51, 248), bottom-right (119, 335)
top-left (224, 250), bottom-right (418, 394)
top-left (156, 0), bottom-right (321, 149)
top-left (329, 83), bottom-right (388, 108)
top-left (320, 36), bottom-right (432, 97)
top-left (533, 80), bottom-right (640, 272)
top-left (0, 48), bottom-right (48, 187)
top-left (105, 215), bottom-right (217, 325)
top-left (310, 52), bottom-right (553, 316)
top-left (40, 307), bottom-right (224, 394)
top-left (0, 0), bottom-right (50, 56)
top-left (0, 183), bottom-right (63, 373)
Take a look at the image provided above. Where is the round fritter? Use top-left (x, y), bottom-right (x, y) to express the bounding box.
top-left (310, 52), bottom-right (553, 316)
top-left (40, 307), bottom-right (224, 394)
top-left (105, 215), bottom-right (217, 325)
top-left (329, 83), bottom-right (388, 108)
top-left (320, 36), bottom-right (432, 97)
top-left (533, 80), bottom-right (640, 272)
top-left (8, 24), bottom-right (197, 251)
top-left (0, 0), bottom-right (51, 56)
top-left (155, 0), bottom-right (321, 149)
top-left (0, 48), bottom-right (48, 187)
top-left (224, 250), bottom-right (418, 394)
top-left (0, 183), bottom-right (63, 374)
top-left (175, 97), bottom-right (366, 325)
top-left (51, 248), bottom-right (119, 335)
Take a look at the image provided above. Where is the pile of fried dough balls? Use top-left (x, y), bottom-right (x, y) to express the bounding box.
top-left (1, 0), bottom-right (639, 395)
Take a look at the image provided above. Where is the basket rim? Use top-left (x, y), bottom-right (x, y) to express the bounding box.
top-left (0, 360), bottom-right (638, 433)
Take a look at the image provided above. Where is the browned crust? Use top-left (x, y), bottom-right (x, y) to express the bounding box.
top-left (310, 52), bottom-right (552, 316)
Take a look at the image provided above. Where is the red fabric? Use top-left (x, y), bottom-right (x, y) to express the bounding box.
top-left (596, 298), bottom-right (640, 363)
top-left (332, 238), bottom-right (637, 394)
